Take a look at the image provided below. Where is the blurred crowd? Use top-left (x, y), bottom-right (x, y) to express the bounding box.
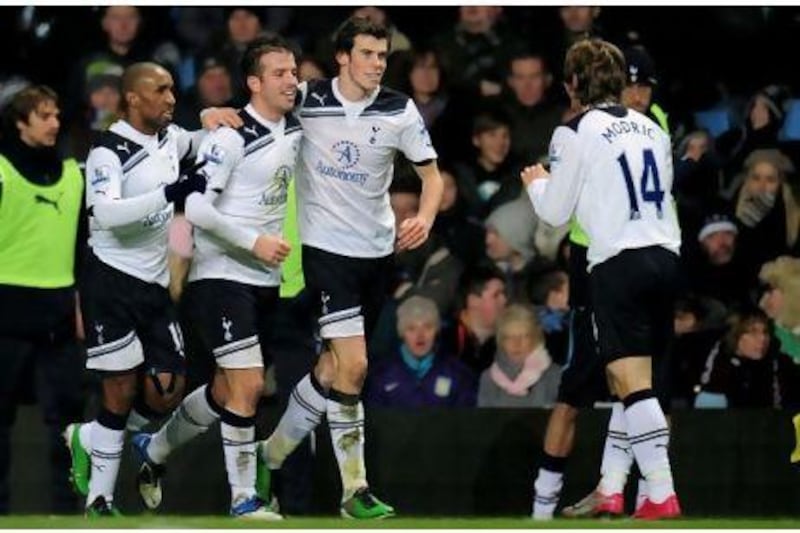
top-left (2, 5), bottom-right (800, 414)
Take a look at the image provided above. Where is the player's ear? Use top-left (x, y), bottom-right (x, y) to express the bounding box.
top-left (126, 92), bottom-right (139, 110)
top-left (246, 74), bottom-right (261, 94)
top-left (335, 50), bottom-right (350, 69)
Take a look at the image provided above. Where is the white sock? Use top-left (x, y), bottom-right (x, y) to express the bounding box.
top-left (87, 412), bottom-right (126, 505)
top-left (533, 467), bottom-right (563, 519)
top-left (148, 384), bottom-right (221, 464)
top-left (636, 477), bottom-right (648, 510)
top-left (624, 393), bottom-right (674, 503)
top-left (126, 408), bottom-right (151, 432)
top-left (598, 402), bottom-right (633, 495)
top-left (262, 374), bottom-right (326, 469)
top-left (221, 410), bottom-right (257, 506)
top-left (327, 394), bottom-right (367, 501)
top-left (78, 422), bottom-right (93, 452)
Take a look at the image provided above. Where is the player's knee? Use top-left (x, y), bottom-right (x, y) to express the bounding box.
top-left (102, 373), bottom-right (138, 405)
top-left (226, 371), bottom-right (264, 407)
top-left (338, 355), bottom-right (368, 386)
top-left (143, 372), bottom-right (186, 414)
top-left (314, 352), bottom-right (337, 389)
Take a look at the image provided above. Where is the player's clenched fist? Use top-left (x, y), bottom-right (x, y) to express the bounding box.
top-left (252, 234), bottom-right (291, 267)
top-left (520, 163), bottom-right (549, 186)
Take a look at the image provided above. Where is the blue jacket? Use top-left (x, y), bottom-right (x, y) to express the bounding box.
top-left (365, 351), bottom-right (478, 408)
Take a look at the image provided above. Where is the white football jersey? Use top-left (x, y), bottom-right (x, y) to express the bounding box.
top-left (295, 78), bottom-right (437, 258)
top-left (86, 120), bottom-right (204, 286)
top-left (528, 104), bottom-right (681, 270)
top-left (189, 105), bottom-right (302, 287)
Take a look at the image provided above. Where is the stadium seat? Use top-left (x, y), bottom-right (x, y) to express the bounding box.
top-left (693, 109), bottom-right (732, 138)
top-left (779, 99), bottom-right (800, 140)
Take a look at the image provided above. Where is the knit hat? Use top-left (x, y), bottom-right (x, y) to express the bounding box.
top-left (753, 84), bottom-right (789, 122)
top-left (698, 212), bottom-right (738, 242)
top-left (486, 195), bottom-right (537, 262)
top-left (623, 45), bottom-right (658, 86)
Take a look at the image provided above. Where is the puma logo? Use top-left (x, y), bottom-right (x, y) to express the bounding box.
top-left (310, 92), bottom-right (327, 106)
top-left (34, 192), bottom-right (62, 213)
top-left (243, 125), bottom-right (259, 138)
top-left (116, 142), bottom-right (130, 154)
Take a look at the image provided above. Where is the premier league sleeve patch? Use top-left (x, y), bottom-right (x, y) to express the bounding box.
top-left (202, 143), bottom-right (226, 165)
top-left (91, 165), bottom-right (112, 195)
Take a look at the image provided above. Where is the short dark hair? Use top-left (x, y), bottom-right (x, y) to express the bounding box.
top-left (528, 269), bottom-right (568, 306)
top-left (564, 39), bottom-right (626, 106)
top-left (458, 264), bottom-right (504, 310)
top-left (472, 111), bottom-right (510, 136)
top-left (333, 16), bottom-right (391, 56)
top-left (507, 49), bottom-right (549, 76)
top-left (240, 34), bottom-right (297, 80)
top-left (3, 85), bottom-right (57, 133)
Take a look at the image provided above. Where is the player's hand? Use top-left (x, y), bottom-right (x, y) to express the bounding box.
top-left (396, 215), bottom-right (432, 251)
top-left (200, 107), bottom-right (243, 130)
top-left (164, 168), bottom-right (207, 203)
top-left (520, 164), bottom-right (549, 187)
top-left (252, 234), bottom-right (291, 267)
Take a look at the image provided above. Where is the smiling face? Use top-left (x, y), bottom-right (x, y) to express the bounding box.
top-left (248, 50), bottom-right (298, 119)
top-left (337, 34), bottom-right (388, 97)
top-left (124, 65), bottom-right (176, 133)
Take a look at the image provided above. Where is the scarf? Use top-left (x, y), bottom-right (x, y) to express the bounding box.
top-left (489, 344), bottom-right (551, 397)
top-left (401, 344), bottom-right (435, 380)
top-left (775, 324), bottom-right (800, 364)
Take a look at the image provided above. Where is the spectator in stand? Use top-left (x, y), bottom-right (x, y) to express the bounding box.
top-left (733, 149), bottom-right (800, 281)
top-left (484, 194), bottom-right (567, 304)
top-left (394, 48), bottom-right (470, 163)
top-left (673, 130), bottom-right (724, 249)
top-left (366, 296), bottom-right (476, 408)
top-left (454, 111), bottom-right (520, 217)
top-left (431, 166), bottom-right (486, 267)
top-left (69, 6), bottom-right (149, 120)
top-left (694, 308), bottom-right (783, 408)
top-left (478, 304), bottom-right (560, 408)
top-left (488, 50), bottom-right (564, 165)
top-left (759, 256), bottom-right (800, 410)
top-left (201, 7), bottom-right (270, 105)
top-left (528, 268), bottom-right (570, 367)
top-left (173, 53), bottom-right (234, 130)
top-left (443, 265), bottom-right (507, 375)
top-left (669, 295), bottom-right (728, 408)
top-left (716, 84), bottom-right (789, 188)
top-left (685, 211), bottom-right (752, 311)
top-left (62, 69), bottom-right (121, 162)
top-left (548, 6), bottom-right (603, 95)
top-left (433, 6), bottom-right (520, 100)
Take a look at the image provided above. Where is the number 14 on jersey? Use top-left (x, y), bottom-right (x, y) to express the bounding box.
top-left (617, 148), bottom-right (664, 220)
